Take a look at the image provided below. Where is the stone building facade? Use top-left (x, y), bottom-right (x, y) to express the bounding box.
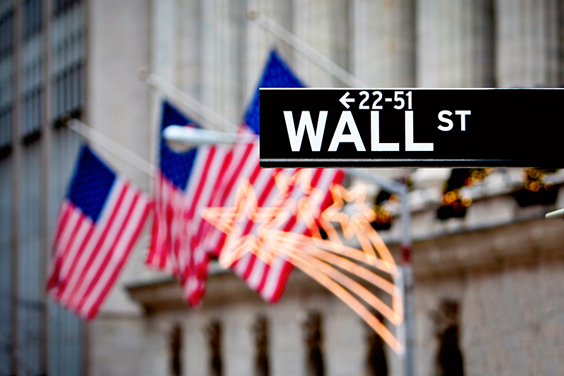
top-left (119, 174), bottom-right (564, 376)
top-left (2, 0), bottom-right (564, 375)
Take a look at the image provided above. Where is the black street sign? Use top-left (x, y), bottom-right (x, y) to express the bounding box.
top-left (259, 88), bottom-right (564, 168)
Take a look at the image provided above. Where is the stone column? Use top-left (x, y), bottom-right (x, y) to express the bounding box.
top-left (245, 0), bottom-right (295, 100)
top-left (178, 0), bottom-right (203, 100)
top-left (495, 0), bottom-right (562, 87)
top-left (352, 0), bottom-right (416, 87)
top-left (200, 0), bottom-right (246, 128)
top-left (89, 0), bottom-right (152, 186)
top-left (417, 0), bottom-right (495, 87)
top-left (292, 0), bottom-right (350, 87)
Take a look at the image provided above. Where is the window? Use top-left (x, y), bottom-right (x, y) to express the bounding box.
top-left (303, 312), bottom-right (325, 376)
top-left (433, 299), bottom-right (464, 376)
top-left (252, 315), bottom-right (270, 376)
top-left (51, 0), bottom-right (85, 124)
top-left (206, 319), bottom-right (223, 376)
top-left (21, 0), bottom-right (44, 144)
top-left (0, 1), bottom-right (14, 158)
top-left (365, 314), bottom-right (388, 376)
top-left (1, 1), bottom-right (87, 374)
top-left (169, 324), bottom-right (182, 376)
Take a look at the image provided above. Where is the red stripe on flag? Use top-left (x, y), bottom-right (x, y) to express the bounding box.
top-left (73, 192), bottom-right (141, 310)
top-left (53, 203), bottom-right (72, 246)
top-left (48, 178), bottom-right (150, 320)
top-left (47, 204), bottom-right (74, 289)
top-left (84, 194), bottom-right (151, 319)
top-left (58, 183), bottom-right (129, 304)
top-left (55, 212), bottom-right (95, 294)
top-left (146, 119), bottom-right (345, 306)
top-left (54, 214), bottom-right (88, 288)
top-left (269, 261), bottom-right (294, 303)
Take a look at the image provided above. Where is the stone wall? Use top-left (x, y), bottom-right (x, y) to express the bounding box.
top-left (416, 258), bottom-right (564, 376)
top-left (111, 211), bottom-right (564, 376)
top-left (85, 0), bottom-right (564, 375)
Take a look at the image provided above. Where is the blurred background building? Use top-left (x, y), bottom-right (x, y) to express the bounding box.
top-left (1, 0), bottom-right (564, 375)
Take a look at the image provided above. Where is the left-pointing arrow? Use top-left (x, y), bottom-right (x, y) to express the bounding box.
top-left (339, 91), bottom-right (355, 109)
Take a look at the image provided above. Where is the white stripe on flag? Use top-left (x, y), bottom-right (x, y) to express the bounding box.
top-left (49, 162), bottom-right (151, 320)
top-left (63, 179), bottom-right (134, 308)
top-left (80, 189), bottom-right (149, 315)
top-left (261, 255), bottom-right (287, 300)
top-left (55, 207), bottom-right (84, 276)
top-left (56, 178), bottom-right (126, 303)
top-left (58, 213), bottom-right (93, 283)
top-left (201, 143), bottom-right (257, 255)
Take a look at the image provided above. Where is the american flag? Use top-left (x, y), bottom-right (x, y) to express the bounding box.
top-left (147, 102), bottom-right (234, 305)
top-left (210, 50), bottom-right (344, 302)
top-left (47, 145), bottom-right (151, 319)
top-left (148, 50), bottom-right (343, 305)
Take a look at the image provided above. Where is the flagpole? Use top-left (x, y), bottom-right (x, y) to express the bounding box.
top-left (246, 10), bottom-right (365, 88)
top-left (138, 69), bottom-right (240, 133)
top-left (399, 185), bottom-right (415, 376)
top-left (68, 119), bottom-right (155, 177)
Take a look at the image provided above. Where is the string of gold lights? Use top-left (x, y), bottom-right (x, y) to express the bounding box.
top-left (287, 254), bottom-right (403, 353)
top-left (271, 233), bottom-right (403, 325)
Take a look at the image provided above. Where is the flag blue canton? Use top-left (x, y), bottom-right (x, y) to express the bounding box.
top-left (160, 101), bottom-right (199, 191)
top-left (67, 145), bottom-right (117, 222)
top-left (244, 50), bottom-right (304, 135)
